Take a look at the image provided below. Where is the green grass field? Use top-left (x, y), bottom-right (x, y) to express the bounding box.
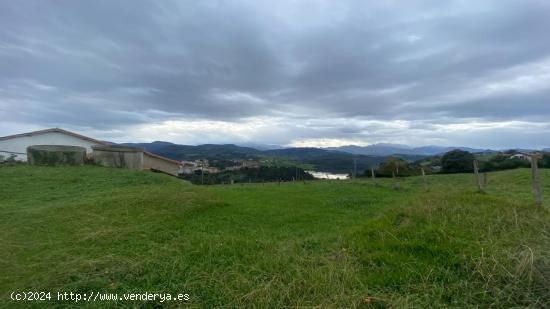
top-left (1, 165), bottom-right (549, 308)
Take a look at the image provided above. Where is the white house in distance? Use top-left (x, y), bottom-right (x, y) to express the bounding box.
top-left (0, 128), bottom-right (107, 161)
top-left (0, 128), bottom-right (182, 176)
top-left (510, 153), bottom-right (533, 162)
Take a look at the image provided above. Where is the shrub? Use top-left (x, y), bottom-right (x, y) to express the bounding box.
top-left (374, 157), bottom-right (421, 177)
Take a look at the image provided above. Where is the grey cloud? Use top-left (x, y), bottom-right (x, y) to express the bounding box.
top-left (0, 0), bottom-right (549, 148)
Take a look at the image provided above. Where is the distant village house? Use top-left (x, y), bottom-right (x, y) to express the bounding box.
top-left (509, 153), bottom-right (532, 162)
top-left (224, 160), bottom-right (260, 171)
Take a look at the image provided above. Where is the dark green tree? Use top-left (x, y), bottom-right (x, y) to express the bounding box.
top-left (441, 149), bottom-right (475, 173)
top-left (540, 153), bottom-right (550, 168)
top-left (375, 157), bottom-right (419, 177)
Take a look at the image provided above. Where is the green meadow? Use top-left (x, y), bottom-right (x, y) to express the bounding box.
top-left (1, 165), bottom-right (549, 308)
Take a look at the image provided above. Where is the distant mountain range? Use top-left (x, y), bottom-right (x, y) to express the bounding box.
top-left (122, 141), bottom-right (262, 160)
top-left (119, 141), bottom-right (547, 174)
top-left (120, 141), bottom-right (425, 173)
top-left (326, 143), bottom-right (491, 156)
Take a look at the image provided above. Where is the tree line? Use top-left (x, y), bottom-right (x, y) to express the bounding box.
top-left (179, 166), bottom-right (314, 185)
top-left (362, 149), bottom-right (550, 177)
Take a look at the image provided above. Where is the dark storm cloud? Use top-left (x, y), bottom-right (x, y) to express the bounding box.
top-left (1, 0), bottom-right (549, 147)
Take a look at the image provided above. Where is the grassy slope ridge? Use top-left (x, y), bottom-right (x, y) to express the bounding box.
top-left (0, 166), bottom-right (549, 307)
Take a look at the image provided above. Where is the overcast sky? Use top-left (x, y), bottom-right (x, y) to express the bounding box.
top-left (1, 0), bottom-right (550, 149)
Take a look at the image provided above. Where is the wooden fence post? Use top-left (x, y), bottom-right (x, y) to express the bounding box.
top-left (421, 167), bottom-right (428, 191)
top-left (473, 159), bottom-right (484, 193)
top-left (392, 170), bottom-right (400, 190)
top-left (531, 155), bottom-right (542, 206)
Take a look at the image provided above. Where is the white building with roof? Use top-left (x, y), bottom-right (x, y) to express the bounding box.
top-left (0, 128), bottom-right (182, 176)
top-left (0, 128), bottom-right (107, 161)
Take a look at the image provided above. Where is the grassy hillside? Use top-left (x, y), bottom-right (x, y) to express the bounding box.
top-left (1, 165), bottom-right (549, 307)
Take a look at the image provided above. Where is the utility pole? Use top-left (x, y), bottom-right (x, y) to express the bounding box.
top-left (353, 158), bottom-right (357, 179)
top-left (371, 167), bottom-right (375, 179)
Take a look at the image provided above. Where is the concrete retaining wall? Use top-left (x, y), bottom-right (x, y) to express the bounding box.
top-left (92, 146), bottom-right (144, 170)
top-left (27, 145), bottom-right (86, 166)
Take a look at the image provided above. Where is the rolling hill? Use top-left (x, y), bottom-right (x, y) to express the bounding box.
top-left (120, 142), bottom-right (428, 173)
top-left (327, 143), bottom-right (489, 156)
top-left (122, 142), bottom-right (262, 161)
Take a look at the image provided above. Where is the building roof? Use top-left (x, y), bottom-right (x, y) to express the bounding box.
top-left (0, 128), bottom-right (110, 145)
top-left (144, 151), bottom-right (182, 165)
top-left (515, 151), bottom-right (538, 156)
